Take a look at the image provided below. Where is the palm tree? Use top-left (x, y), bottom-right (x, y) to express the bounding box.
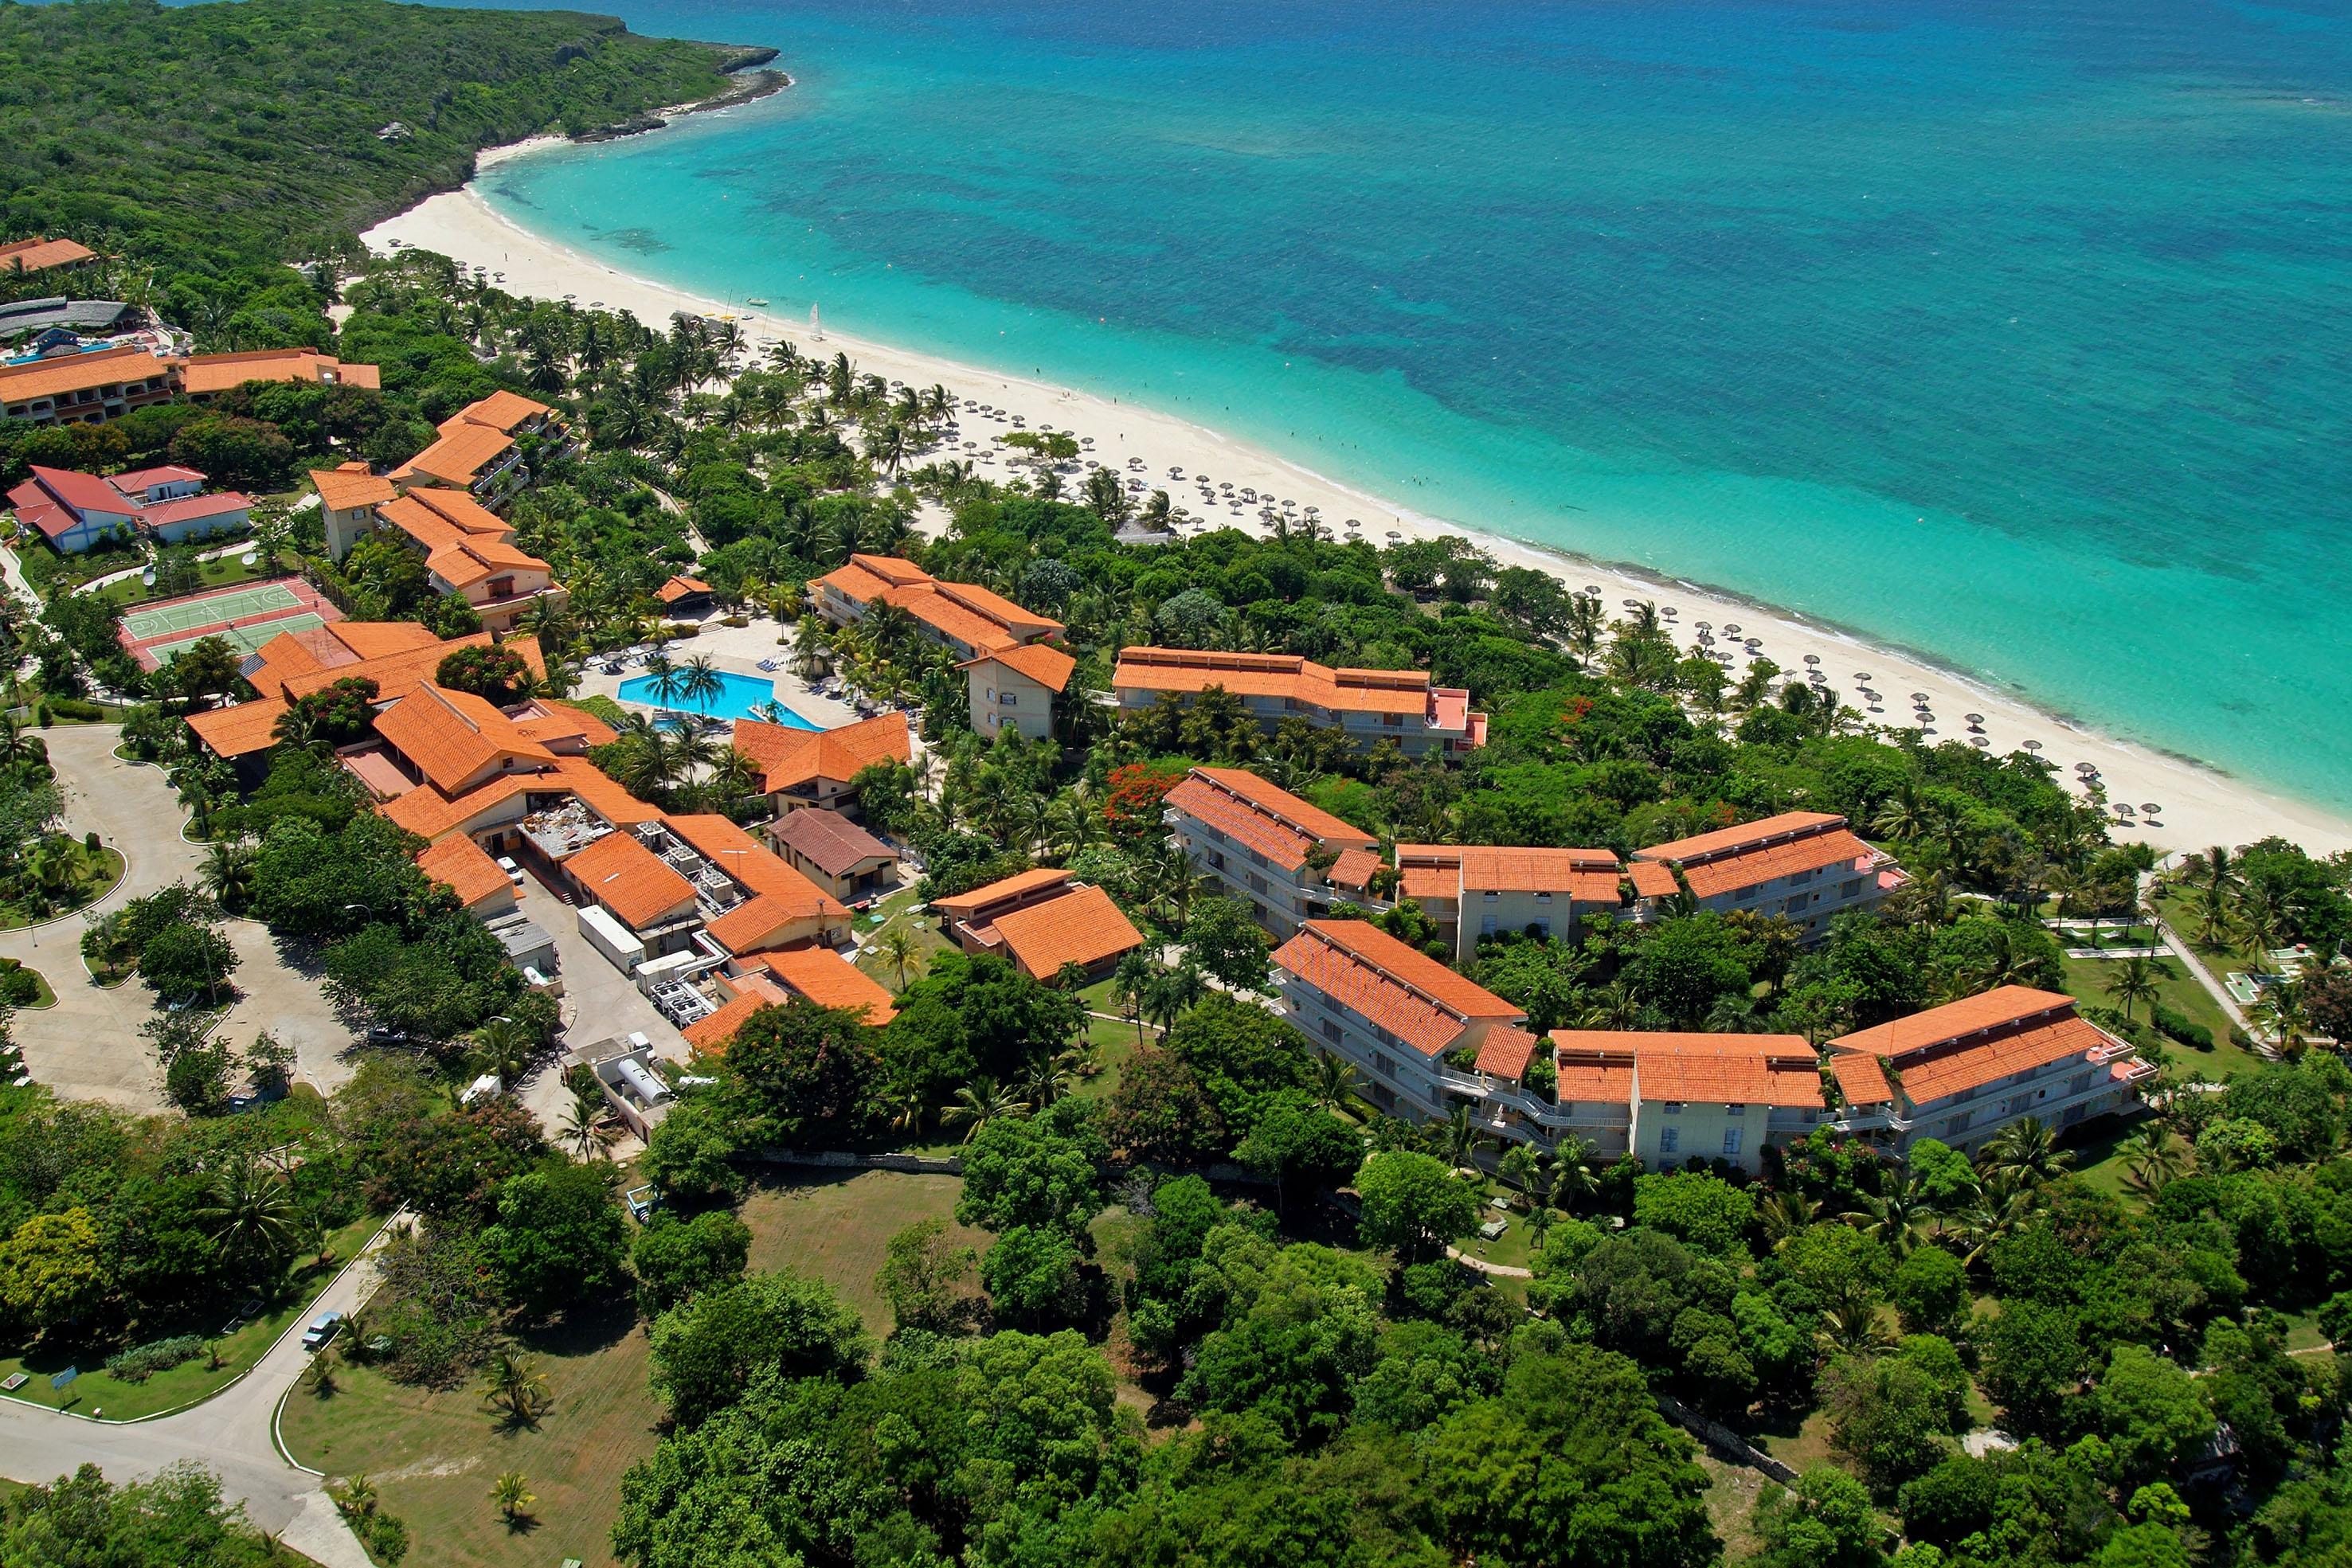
top-left (644, 650), bottom-right (681, 713)
top-left (1757, 1187), bottom-right (1821, 1251)
top-left (1578, 981), bottom-right (1642, 1030)
top-left (2103, 954), bottom-right (2170, 1023)
top-left (678, 655), bottom-right (724, 713)
top-left (2116, 1125), bottom-right (2188, 1197)
top-left (335, 1474), bottom-right (379, 1520)
top-left (2256, 977), bottom-right (2313, 1055)
top-left (479, 1349), bottom-right (550, 1428)
top-left (1143, 963), bottom-right (1207, 1039)
top-left (1816, 1300), bottom-right (1897, 1359)
top-left (1850, 1183), bottom-right (1934, 1259)
top-left (198, 1160), bottom-right (299, 1277)
top-left (878, 926), bottom-right (920, 991)
top-left (1978, 1116), bottom-right (2073, 1191)
top-left (1113, 952), bottom-right (1156, 1047)
top-left (491, 1471), bottom-right (536, 1526)
top-left (941, 1078), bottom-right (1028, 1142)
top-left (471, 1016), bottom-right (535, 1088)
top-left (1498, 1144), bottom-right (1543, 1201)
top-left (558, 1091), bottom-right (618, 1161)
top-left (1312, 1050), bottom-right (1362, 1116)
top-left (1544, 1138), bottom-right (1600, 1214)
top-left (1526, 1204), bottom-right (1558, 1252)
top-left (1436, 1101), bottom-right (1492, 1172)
top-left (1871, 784), bottom-right (1927, 845)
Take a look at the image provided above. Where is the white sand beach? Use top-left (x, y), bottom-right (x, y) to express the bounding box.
top-left (364, 162), bottom-right (2352, 861)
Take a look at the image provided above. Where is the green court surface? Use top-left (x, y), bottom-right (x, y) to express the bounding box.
top-left (144, 612), bottom-right (324, 665)
top-left (120, 581), bottom-right (300, 641)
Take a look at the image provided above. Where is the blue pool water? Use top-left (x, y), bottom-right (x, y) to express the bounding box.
top-left (462, 0), bottom-right (2352, 813)
top-left (616, 669), bottom-right (822, 727)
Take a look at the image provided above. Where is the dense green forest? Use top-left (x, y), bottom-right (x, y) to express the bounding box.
top-left (0, 0), bottom-right (753, 268)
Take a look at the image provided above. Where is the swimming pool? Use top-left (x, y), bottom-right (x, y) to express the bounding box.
top-left (616, 669), bottom-right (823, 729)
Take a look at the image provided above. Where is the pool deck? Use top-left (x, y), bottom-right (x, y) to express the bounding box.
top-left (570, 614), bottom-right (871, 734)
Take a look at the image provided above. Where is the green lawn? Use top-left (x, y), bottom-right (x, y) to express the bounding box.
top-left (2060, 953), bottom-right (2265, 1081)
top-left (740, 1169), bottom-right (984, 1335)
top-left (0, 847), bottom-right (125, 931)
top-left (7, 964), bottom-right (55, 1010)
top-left (851, 887), bottom-right (952, 994)
top-left (97, 546), bottom-right (289, 608)
top-left (0, 1214), bottom-right (380, 1421)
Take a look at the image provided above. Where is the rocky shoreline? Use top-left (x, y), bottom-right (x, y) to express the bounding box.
top-left (573, 51), bottom-right (792, 145)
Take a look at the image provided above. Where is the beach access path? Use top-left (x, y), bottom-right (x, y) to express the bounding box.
top-left (0, 1216), bottom-right (400, 1568)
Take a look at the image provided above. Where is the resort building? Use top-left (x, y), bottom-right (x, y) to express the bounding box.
top-left (415, 833), bottom-right (520, 919)
top-left (6, 463), bottom-right (249, 553)
top-left (1826, 986), bottom-right (2155, 1155)
top-left (376, 390), bottom-right (562, 507)
top-left (306, 466), bottom-right (565, 632)
top-left (730, 711), bottom-right (911, 818)
top-left (811, 553), bottom-right (1074, 735)
top-left (656, 575), bottom-right (714, 616)
top-left (1392, 843), bottom-right (1626, 960)
top-left (961, 642), bottom-right (1076, 742)
top-left (933, 868), bottom-right (1143, 984)
top-left (0, 237), bottom-right (98, 275)
top-left (1272, 917), bottom-right (1534, 1124)
top-left (1632, 811), bottom-right (1905, 940)
top-left (1274, 924), bottom-right (2143, 1171)
top-left (0, 344), bottom-right (179, 427)
top-left (765, 808), bottom-right (901, 903)
top-left (1162, 765), bottom-right (1379, 937)
top-left (1111, 647), bottom-right (1487, 757)
top-left (179, 348), bottom-right (380, 401)
top-left (682, 948), bottom-right (898, 1053)
top-left (310, 464), bottom-right (404, 559)
top-left (0, 298), bottom-right (143, 342)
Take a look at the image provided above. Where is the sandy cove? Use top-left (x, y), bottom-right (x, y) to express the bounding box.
top-left (363, 166), bottom-right (2352, 861)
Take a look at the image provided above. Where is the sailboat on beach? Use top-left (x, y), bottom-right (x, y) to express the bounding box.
top-left (809, 303), bottom-right (822, 342)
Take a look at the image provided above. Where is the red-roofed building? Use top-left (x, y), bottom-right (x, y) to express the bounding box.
top-left (181, 347), bottom-right (378, 400)
top-left (730, 711), bottom-right (911, 816)
top-left (814, 555), bottom-right (1074, 735)
top-left (4, 463), bottom-right (249, 552)
top-left (1391, 843), bottom-right (1626, 960)
top-left (1827, 986), bottom-right (2153, 1154)
top-left (1113, 646), bottom-right (1485, 757)
top-left (0, 237), bottom-right (97, 276)
top-left (0, 344), bottom-right (179, 428)
top-left (765, 808), bottom-right (899, 901)
top-left (1273, 918), bottom-right (1524, 1122)
top-left (1634, 811), bottom-right (1906, 940)
top-left (417, 834), bottom-right (519, 917)
top-left (317, 477), bottom-right (565, 633)
top-left (656, 575), bottom-right (714, 613)
top-left (1164, 766), bottom-right (1378, 938)
top-left (933, 868), bottom-right (1142, 983)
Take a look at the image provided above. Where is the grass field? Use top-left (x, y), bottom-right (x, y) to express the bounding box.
top-left (283, 1171), bottom-right (983, 1568)
top-left (0, 846), bottom-right (123, 932)
top-left (0, 1214), bottom-right (379, 1421)
top-left (2060, 953), bottom-right (2265, 1081)
top-left (850, 887), bottom-right (952, 994)
top-left (98, 547), bottom-right (288, 608)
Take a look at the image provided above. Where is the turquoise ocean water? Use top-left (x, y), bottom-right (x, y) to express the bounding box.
top-left (460, 0), bottom-right (2352, 812)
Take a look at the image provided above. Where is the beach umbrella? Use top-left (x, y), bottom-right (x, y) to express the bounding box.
top-left (1965, 713), bottom-right (1984, 724)
top-left (1722, 623), bottom-right (1740, 635)
top-left (2142, 802), bottom-right (2162, 815)
top-left (1803, 654), bottom-right (1820, 665)
top-left (1911, 691), bottom-right (1929, 703)
top-left (1971, 737), bottom-right (1989, 748)
top-left (2023, 738), bottom-right (2042, 751)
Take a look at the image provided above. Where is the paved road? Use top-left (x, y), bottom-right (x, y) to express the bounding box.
top-left (0, 1217), bottom-right (401, 1568)
top-left (0, 725), bottom-right (360, 1109)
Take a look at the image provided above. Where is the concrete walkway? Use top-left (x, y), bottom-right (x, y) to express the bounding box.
top-left (0, 1216), bottom-right (401, 1567)
top-left (0, 725), bottom-right (358, 1109)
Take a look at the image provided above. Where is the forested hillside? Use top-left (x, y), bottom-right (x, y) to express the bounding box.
top-left (0, 0), bottom-right (752, 267)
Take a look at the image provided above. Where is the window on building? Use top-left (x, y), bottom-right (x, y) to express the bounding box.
top-left (1661, 1102), bottom-right (1684, 1114)
top-left (1321, 1020), bottom-right (1342, 1043)
top-left (1000, 692), bottom-right (1019, 706)
top-left (1722, 1127), bottom-right (1743, 1157)
top-left (1481, 914), bottom-right (1497, 936)
top-left (1383, 714), bottom-right (1402, 726)
top-left (1659, 1126), bottom-right (1680, 1154)
top-left (1725, 1103), bottom-right (1745, 1116)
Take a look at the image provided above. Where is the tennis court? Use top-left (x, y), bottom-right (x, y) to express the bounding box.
top-left (144, 612), bottom-right (328, 666)
top-left (120, 582), bottom-right (301, 643)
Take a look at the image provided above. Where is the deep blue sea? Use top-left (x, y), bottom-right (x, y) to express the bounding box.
top-left (460, 0), bottom-right (2352, 812)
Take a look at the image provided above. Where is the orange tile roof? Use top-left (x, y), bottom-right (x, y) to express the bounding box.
top-left (325, 621), bottom-right (444, 660)
top-left (550, 756), bottom-right (662, 826)
top-left (812, 557), bottom-right (909, 602)
top-left (1113, 647), bottom-right (1446, 720)
top-left (1474, 1024), bottom-right (1544, 1078)
top-left (185, 698), bottom-right (291, 759)
top-left (563, 830), bottom-right (697, 929)
top-left (417, 835), bottom-right (512, 910)
top-left (1166, 766), bottom-right (1378, 874)
top-left (426, 536), bottom-right (550, 591)
top-left (1393, 843), bottom-right (1623, 902)
top-left (372, 684), bottom-right (555, 794)
top-left (656, 574), bottom-right (713, 604)
top-left (511, 700), bottom-right (616, 749)
top-left (390, 424), bottom-right (514, 487)
top-left (1829, 1051), bottom-right (1896, 1108)
top-left (682, 982), bottom-right (789, 1054)
top-left (308, 467), bottom-right (400, 512)
top-left (769, 808), bottom-right (895, 877)
top-left (1828, 987), bottom-right (2114, 1107)
top-left (989, 884), bottom-right (1143, 980)
top-left (816, 555), bottom-right (1062, 652)
top-left (753, 947), bottom-right (898, 1024)
top-left (1637, 813), bottom-right (1880, 900)
top-left (1274, 919), bottom-right (1520, 1056)
top-left (875, 582), bottom-right (1021, 655)
top-left (0, 345), bottom-right (176, 404)
top-left (389, 487), bottom-right (513, 539)
top-left (663, 814), bottom-right (846, 920)
top-left (1626, 861), bottom-right (1681, 899)
top-left (1631, 1034), bottom-right (1822, 1109)
top-left (276, 630), bottom-right (539, 703)
top-left (182, 348), bottom-right (378, 396)
top-left (730, 711), bottom-right (910, 796)
top-left (440, 389), bottom-right (554, 436)
top-left (1548, 1037), bottom-right (1638, 1105)
top-left (0, 237), bottom-right (96, 272)
top-left (702, 893), bottom-right (838, 956)
top-left (963, 641), bottom-right (1076, 694)
top-left (1328, 847), bottom-right (1383, 893)
top-left (1399, 867), bottom-right (1459, 905)
top-left (931, 866), bottom-right (1072, 921)
top-left (378, 772), bottom-right (537, 843)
